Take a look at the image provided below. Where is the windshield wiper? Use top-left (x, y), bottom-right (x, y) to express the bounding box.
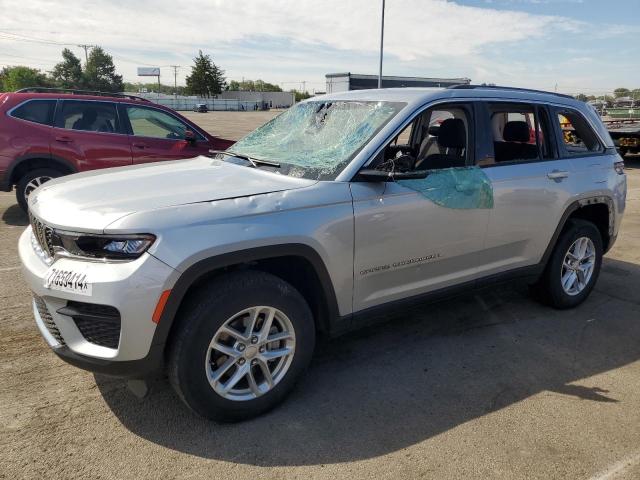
top-left (209, 150), bottom-right (281, 168)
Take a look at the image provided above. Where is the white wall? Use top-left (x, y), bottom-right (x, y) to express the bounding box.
top-left (219, 91), bottom-right (295, 108)
top-left (326, 75), bottom-right (350, 93)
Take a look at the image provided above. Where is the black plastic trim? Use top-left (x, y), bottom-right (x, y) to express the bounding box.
top-left (51, 343), bottom-right (164, 379)
top-left (152, 244), bottom-right (341, 348)
top-left (344, 264), bottom-right (543, 335)
top-left (5, 153), bottom-right (77, 187)
top-left (540, 195), bottom-right (615, 263)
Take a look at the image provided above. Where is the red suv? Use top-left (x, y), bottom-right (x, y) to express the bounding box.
top-left (0, 88), bottom-right (234, 211)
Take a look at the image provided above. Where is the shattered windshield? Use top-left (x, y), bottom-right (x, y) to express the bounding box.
top-left (227, 100), bottom-right (406, 180)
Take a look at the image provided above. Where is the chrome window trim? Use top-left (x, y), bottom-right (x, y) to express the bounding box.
top-left (55, 98), bottom-right (124, 136)
top-left (6, 98), bottom-right (57, 127)
top-left (343, 98), bottom-right (475, 181)
top-left (340, 95), bottom-right (612, 182)
top-left (120, 102), bottom-right (208, 142)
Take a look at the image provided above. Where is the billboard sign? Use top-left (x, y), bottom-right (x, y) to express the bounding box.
top-left (137, 67), bottom-right (160, 76)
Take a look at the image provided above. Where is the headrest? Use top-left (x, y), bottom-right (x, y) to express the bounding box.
top-left (427, 124), bottom-right (440, 136)
top-left (503, 121), bottom-right (530, 143)
top-left (437, 118), bottom-right (466, 148)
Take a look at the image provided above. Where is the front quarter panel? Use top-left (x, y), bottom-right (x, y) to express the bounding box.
top-left (105, 182), bottom-right (355, 316)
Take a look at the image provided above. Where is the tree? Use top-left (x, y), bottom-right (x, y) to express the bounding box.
top-left (227, 79), bottom-right (282, 92)
top-left (290, 89), bottom-right (311, 102)
top-left (574, 93), bottom-right (588, 102)
top-left (123, 81), bottom-right (188, 96)
top-left (51, 48), bottom-right (83, 89)
top-left (613, 87), bottom-right (630, 98)
top-left (0, 66), bottom-right (50, 91)
top-left (83, 47), bottom-right (123, 92)
top-left (185, 50), bottom-right (225, 97)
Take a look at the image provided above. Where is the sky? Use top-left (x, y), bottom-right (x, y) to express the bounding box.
top-left (0, 0), bottom-right (638, 95)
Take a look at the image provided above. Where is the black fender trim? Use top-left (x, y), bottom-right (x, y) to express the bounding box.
top-left (151, 244), bottom-right (341, 350)
top-left (5, 154), bottom-right (77, 187)
top-left (540, 195), bottom-right (615, 266)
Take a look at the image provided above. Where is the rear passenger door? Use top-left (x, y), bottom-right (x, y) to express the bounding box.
top-left (478, 101), bottom-right (572, 275)
top-left (121, 105), bottom-right (209, 164)
top-left (52, 100), bottom-right (132, 171)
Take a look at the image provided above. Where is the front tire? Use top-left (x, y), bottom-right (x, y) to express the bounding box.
top-left (16, 168), bottom-right (63, 212)
top-left (535, 219), bottom-right (603, 309)
top-left (168, 271), bottom-right (315, 421)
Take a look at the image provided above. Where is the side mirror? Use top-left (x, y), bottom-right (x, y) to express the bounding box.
top-left (357, 168), bottom-right (429, 182)
top-left (184, 130), bottom-right (197, 144)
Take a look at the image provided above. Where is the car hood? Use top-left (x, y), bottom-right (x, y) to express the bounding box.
top-left (29, 156), bottom-right (317, 232)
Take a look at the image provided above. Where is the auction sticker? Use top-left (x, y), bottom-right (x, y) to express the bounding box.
top-left (44, 267), bottom-right (92, 296)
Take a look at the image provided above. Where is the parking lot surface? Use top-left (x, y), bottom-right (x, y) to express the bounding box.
top-left (1, 113), bottom-right (639, 479)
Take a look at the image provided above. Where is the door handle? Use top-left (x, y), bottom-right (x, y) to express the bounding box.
top-left (132, 142), bottom-right (148, 149)
top-left (55, 136), bottom-right (73, 143)
top-left (547, 170), bottom-right (569, 180)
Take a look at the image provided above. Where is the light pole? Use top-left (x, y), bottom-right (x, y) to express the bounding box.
top-left (378, 0), bottom-right (385, 89)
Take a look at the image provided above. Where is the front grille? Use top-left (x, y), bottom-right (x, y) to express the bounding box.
top-left (33, 295), bottom-right (65, 345)
top-left (29, 212), bottom-right (55, 258)
top-left (57, 302), bottom-right (121, 349)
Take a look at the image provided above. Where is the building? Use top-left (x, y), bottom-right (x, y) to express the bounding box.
top-left (218, 91), bottom-right (295, 109)
top-left (325, 72), bottom-right (471, 93)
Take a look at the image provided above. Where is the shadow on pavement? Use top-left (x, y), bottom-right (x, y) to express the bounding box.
top-left (2, 203), bottom-right (28, 226)
top-left (97, 257), bottom-right (640, 466)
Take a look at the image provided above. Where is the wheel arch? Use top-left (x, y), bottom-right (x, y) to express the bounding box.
top-left (8, 154), bottom-right (77, 186)
top-left (153, 244), bottom-right (341, 353)
top-left (541, 195), bottom-right (615, 266)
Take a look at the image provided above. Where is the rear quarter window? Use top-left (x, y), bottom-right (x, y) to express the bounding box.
top-left (554, 109), bottom-right (603, 156)
top-left (10, 100), bottom-right (56, 125)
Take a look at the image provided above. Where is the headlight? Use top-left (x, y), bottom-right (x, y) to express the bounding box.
top-left (53, 232), bottom-right (156, 261)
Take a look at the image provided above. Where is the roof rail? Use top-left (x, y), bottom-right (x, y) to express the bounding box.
top-left (15, 87), bottom-right (150, 102)
top-left (447, 84), bottom-right (574, 99)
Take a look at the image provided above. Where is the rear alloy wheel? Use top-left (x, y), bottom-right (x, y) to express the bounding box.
top-left (168, 271), bottom-right (315, 421)
top-left (534, 219), bottom-right (603, 309)
top-left (16, 168), bottom-right (63, 212)
top-left (560, 237), bottom-right (596, 296)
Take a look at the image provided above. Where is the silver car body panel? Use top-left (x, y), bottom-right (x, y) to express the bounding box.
top-left (19, 86), bottom-right (626, 366)
top-left (29, 156), bottom-right (317, 232)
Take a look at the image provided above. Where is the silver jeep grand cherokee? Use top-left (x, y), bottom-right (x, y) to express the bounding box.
top-left (19, 86), bottom-right (626, 421)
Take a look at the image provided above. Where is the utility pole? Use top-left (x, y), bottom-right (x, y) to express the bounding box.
top-left (302, 80), bottom-right (306, 93)
top-left (378, 0), bottom-right (385, 89)
top-left (77, 44), bottom-right (95, 64)
top-left (170, 65), bottom-right (180, 101)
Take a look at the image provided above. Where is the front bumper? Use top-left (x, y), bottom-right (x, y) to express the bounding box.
top-left (19, 227), bottom-right (178, 377)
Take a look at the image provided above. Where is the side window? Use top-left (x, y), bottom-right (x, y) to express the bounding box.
top-left (59, 101), bottom-right (118, 133)
top-left (370, 104), bottom-right (471, 173)
top-left (414, 107), bottom-right (469, 170)
top-left (10, 100), bottom-right (56, 125)
top-left (392, 122), bottom-right (413, 146)
top-left (484, 103), bottom-right (552, 165)
top-left (126, 106), bottom-right (188, 140)
top-left (555, 110), bottom-right (602, 156)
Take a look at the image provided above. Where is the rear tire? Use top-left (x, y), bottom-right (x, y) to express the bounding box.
top-left (534, 219), bottom-right (603, 309)
top-left (16, 168), bottom-right (63, 212)
top-left (168, 270), bottom-right (315, 422)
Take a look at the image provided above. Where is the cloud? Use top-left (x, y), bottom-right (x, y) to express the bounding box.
top-left (1, 1), bottom-right (579, 60)
top-left (0, 0), bottom-right (634, 92)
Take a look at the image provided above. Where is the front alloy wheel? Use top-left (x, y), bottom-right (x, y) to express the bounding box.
top-left (168, 271), bottom-right (315, 421)
top-left (206, 306), bottom-right (296, 401)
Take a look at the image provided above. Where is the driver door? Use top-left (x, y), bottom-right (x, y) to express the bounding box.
top-left (350, 102), bottom-right (492, 312)
top-left (122, 105), bottom-right (207, 164)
